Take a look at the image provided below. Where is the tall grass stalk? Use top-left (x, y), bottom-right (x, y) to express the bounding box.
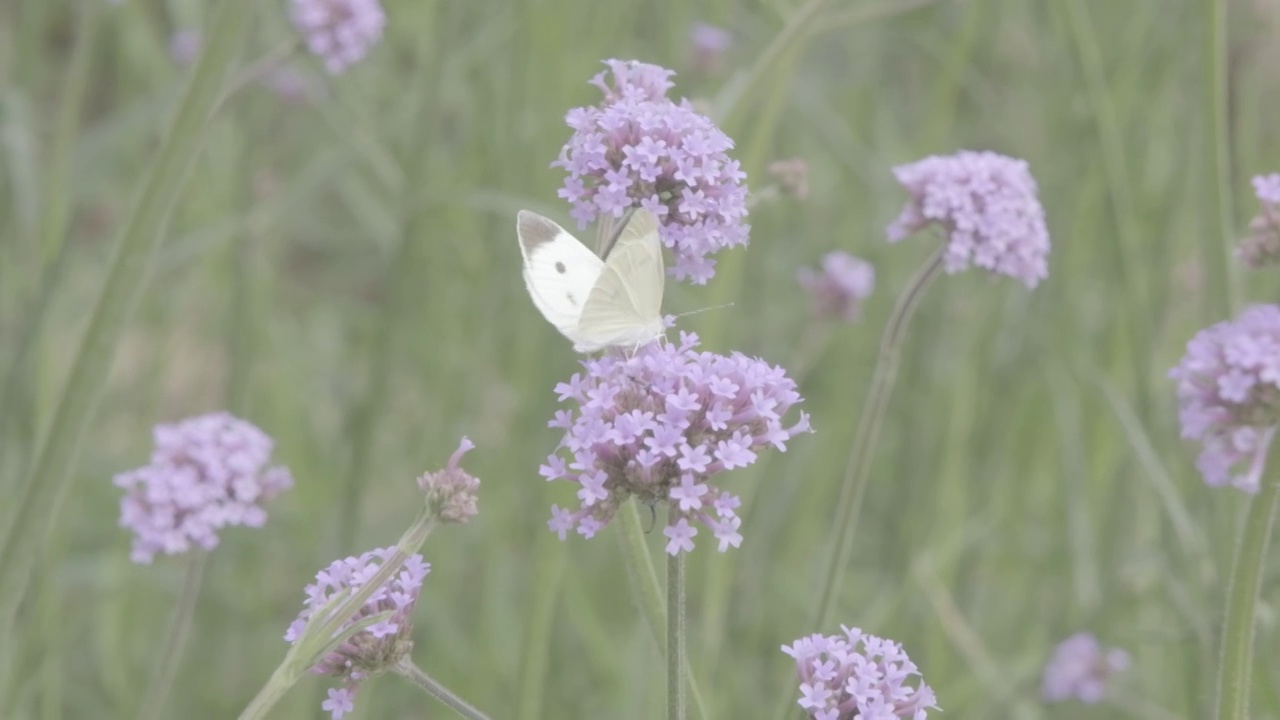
top-left (811, 250), bottom-right (943, 631)
top-left (0, 0), bottom-right (258, 639)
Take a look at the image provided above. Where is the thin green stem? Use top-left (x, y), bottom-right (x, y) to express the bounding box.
top-left (1204, 0), bottom-right (1240, 317)
top-left (812, 251), bottom-right (944, 630)
top-left (615, 502), bottom-right (708, 718)
top-left (1213, 462), bottom-right (1280, 720)
top-left (238, 507), bottom-right (438, 720)
top-left (0, 0), bottom-right (258, 639)
top-left (137, 552), bottom-right (207, 720)
top-left (770, 251), bottom-right (942, 720)
top-left (667, 550), bottom-right (686, 720)
top-left (393, 657), bottom-right (492, 720)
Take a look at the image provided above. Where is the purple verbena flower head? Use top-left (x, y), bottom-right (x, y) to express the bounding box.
top-left (541, 332), bottom-right (810, 555)
top-left (887, 150), bottom-right (1050, 288)
top-left (113, 412), bottom-right (292, 564)
top-left (782, 626), bottom-right (939, 719)
top-left (689, 23), bottom-right (732, 75)
top-left (289, 0), bottom-right (385, 75)
top-left (554, 59), bottom-right (750, 284)
top-left (417, 437), bottom-right (480, 524)
top-left (797, 251), bottom-right (875, 323)
top-left (1169, 304), bottom-right (1280, 493)
top-left (1041, 632), bottom-right (1130, 704)
top-left (1238, 173), bottom-right (1280, 269)
top-left (285, 547), bottom-right (431, 719)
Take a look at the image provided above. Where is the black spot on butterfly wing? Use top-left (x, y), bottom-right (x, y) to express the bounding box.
top-left (555, 261), bottom-right (566, 274)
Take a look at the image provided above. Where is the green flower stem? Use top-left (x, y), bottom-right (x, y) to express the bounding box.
top-left (0, 0), bottom-right (257, 639)
top-left (667, 550), bottom-right (687, 720)
top-left (1214, 461), bottom-right (1280, 720)
top-left (138, 552), bottom-right (207, 720)
top-left (812, 250), bottom-right (944, 630)
top-left (238, 507), bottom-right (438, 720)
top-left (769, 251), bottom-right (942, 720)
top-left (615, 502), bottom-right (708, 718)
top-left (393, 657), bottom-right (492, 720)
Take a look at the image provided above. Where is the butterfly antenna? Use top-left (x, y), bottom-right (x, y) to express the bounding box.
top-left (672, 302), bottom-right (736, 319)
top-left (596, 207), bottom-right (638, 259)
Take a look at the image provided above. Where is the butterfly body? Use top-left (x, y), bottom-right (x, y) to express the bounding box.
top-left (517, 209), bottom-right (665, 353)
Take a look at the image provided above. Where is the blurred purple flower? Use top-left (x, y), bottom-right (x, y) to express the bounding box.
top-left (887, 150), bottom-right (1050, 288)
top-left (541, 332), bottom-right (810, 554)
top-left (262, 64), bottom-right (319, 104)
top-left (1238, 173), bottom-right (1280, 269)
top-left (1169, 304), bottom-right (1280, 493)
top-left (285, 547), bottom-right (431, 719)
top-left (554, 59), bottom-right (750, 284)
top-left (798, 251), bottom-right (875, 322)
top-left (1042, 632), bottom-right (1130, 704)
top-left (169, 29), bottom-right (201, 66)
top-left (113, 412), bottom-right (292, 564)
top-left (417, 437), bottom-right (480, 524)
top-left (689, 23), bottom-right (732, 75)
top-left (782, 626), bottom-right (939, 719)
top-left (289, 0), bottom-right (385, 75)
top-left (768, 158), bottom-right (810, 200)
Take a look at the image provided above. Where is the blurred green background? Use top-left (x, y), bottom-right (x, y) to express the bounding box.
top-left (2, 0), bottom-right (1279, 717)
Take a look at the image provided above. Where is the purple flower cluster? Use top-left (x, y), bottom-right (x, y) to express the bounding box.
top-left (887, 150), bottom-right (1050, 288)
top-left (289, 0), bottom-right (386, 75)
top-left (285, 547), bottom-right (431, 719)
top-left (1041, 632), bottom-right (1130, 704)
top-left (554, 59), bottom-right (750, 284)
top-left (113, 412), bottom-right (292, 564)
top-left (782, 626), bottom-right (938, 720)
top-left (797, 251), bottom-right (876, 322)
top-left (1169, 304), bottom-right (1280, 493)
top-left (1238, 173), bottom-right (1280, 269)
top-left (689, 23), bottom-right (732, 75)
top-left (541, 332), bottom-right (810, 554)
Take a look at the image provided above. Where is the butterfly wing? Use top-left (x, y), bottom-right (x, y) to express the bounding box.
top-left (516, 211), bottom-right (605, 342)
top-left (575, 209), bottom-right (666, 352)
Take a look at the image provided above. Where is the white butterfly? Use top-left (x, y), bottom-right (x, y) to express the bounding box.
top-left (516, 208), bottom-right (666, 353)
